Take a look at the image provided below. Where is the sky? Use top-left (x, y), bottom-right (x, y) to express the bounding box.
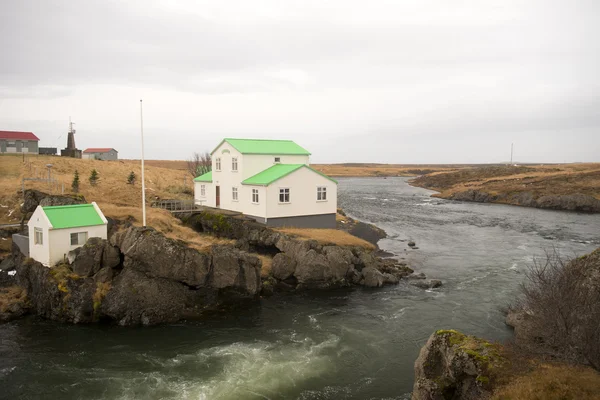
top-left (1, 0), bottom-right (599, 163)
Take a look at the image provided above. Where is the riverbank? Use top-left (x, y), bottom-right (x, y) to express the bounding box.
top-left (409, 163), bottom-right (600, 213)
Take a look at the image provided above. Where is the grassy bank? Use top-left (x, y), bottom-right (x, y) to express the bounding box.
top-left (410, 163), bottom-right (600, 210)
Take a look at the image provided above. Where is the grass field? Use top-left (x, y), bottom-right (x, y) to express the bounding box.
top-left (410, 163), bottom-right (600, 201)
top-left (311, 163), bottom-right (460, 177)
top-left (0, 154), bottom-right (232, 250)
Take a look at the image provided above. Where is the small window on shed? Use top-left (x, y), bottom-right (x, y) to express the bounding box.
top-left (274, 157), bottom-right (281, 163)
top-left (70, 232), bottom-right (88, 246)
top-left (34, 228), bottom-right (43, 245)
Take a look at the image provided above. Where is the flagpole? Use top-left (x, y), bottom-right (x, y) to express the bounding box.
top-left (140, 99), bottom-right (147, 227)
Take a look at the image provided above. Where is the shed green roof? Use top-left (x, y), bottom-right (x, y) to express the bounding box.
top-left (212, 138), bottom-right (311, 156)
top-left (242, 164), bottom-right (338, 186)
top-left (42, 204), bottom-right (105, 230)
top-left (193, 171), bottom-right (212, 182)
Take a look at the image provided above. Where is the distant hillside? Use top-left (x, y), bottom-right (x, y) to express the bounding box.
top-left (410, 163), bottom-right (600, 212)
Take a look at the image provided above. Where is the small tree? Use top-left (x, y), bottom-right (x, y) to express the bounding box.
top-left (72, 170), bottom-right (80, 193)
top-left (187, 152), bottom-right (211, 177)
top-left (127, 171), bottom-right (136, 185)
top-left (89, 169), bottom-right (99, 186)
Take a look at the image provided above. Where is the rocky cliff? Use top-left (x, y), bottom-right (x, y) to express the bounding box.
top-left (9, 226), bottom-right (262, 326)
top-left (412, 330), bottom-right (505, 400)
top-left (182, 211), bottom-right (422, 291)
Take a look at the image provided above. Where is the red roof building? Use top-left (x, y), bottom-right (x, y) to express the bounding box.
top-left (83, 148), bottom-right (115, 153)
top-left (82, 147), bottom-right (118, 160)
top-left (0, 130), bottom-right (40, 154)
top-left (0, 131), bottom-right (40, 141)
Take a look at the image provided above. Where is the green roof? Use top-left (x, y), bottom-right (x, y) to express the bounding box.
top-left (212, 138), bottom-right (311, 156)
top-left (193, 170), bottom-right (212, 182)
top-left (42, 204), bottom-right (105, 230)
top-left (242, 164), bottom-right (338, 186)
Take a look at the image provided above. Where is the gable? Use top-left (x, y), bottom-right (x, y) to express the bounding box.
top-left (242, 164), bottom-right (337, 186)
top-left (42, 203), bottom-right (105, 229)
top-left (211, 138), bottom-right (311, 156)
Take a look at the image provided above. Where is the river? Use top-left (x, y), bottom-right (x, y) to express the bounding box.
top-left (1, 177), bottom-right (598, 399)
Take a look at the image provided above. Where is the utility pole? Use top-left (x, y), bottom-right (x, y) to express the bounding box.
top-left (510, 143), bottom-right (514, 165)
top-left (140, 99), bottom-right (147, 227)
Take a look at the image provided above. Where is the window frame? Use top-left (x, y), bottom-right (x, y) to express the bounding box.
top-left (70, 231), bottom-right (88, 246)
top-left (215, 158), bottom-right (221, 171)
top-left (231, 157), bottom-right (238, 172)
top-left (279, 187), bottom-right (290, 204)
top-left (200, 184), bottom-right (206, 197)
top-left (317, 186), bottom-right (327, 201)
top-left (232, 187), bottom-right (238, 201)
top-left (34, 227), bottom-right (43, 245)
top-left (252, 188), bottom-right (259, 204)
top-left (274, 157), bottom-right (281, 163)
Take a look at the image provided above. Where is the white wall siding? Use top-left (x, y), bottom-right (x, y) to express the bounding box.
top-left (28, 207), bottom-right (52, 266)
top-left (266, 167), bottom-right (337, 219)
top-left (194, 181), bottom-right (215, 208)
top-left (48, 224), bottom-right (108, 267)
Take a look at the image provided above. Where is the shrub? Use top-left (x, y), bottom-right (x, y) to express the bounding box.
top-left (89, 169), bottom-right (99, 186)
top-left (71, 170), bottom-right (80, 192)
top-left (514, 248), bottom-right (600, 370)
top-left (127, 171), bottom-right (136, 185)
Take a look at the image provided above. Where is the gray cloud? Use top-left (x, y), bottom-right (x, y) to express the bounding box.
top-left (0, 0), bottom-right (598, 162)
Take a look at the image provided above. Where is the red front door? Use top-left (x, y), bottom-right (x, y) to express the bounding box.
top-left (216, 186), bottom-right (220, 207)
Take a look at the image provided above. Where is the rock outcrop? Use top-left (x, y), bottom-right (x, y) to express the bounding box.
top-left (21, 189), bottom-right (86, 214)
top-left (448, 190), bottom-right (600, 213)
top-left (182, 211), bottom-right (418, 291)
top-left (412, 330), bottom-right (504, 400)
top-left (10, 226), bottom-right (262, 325)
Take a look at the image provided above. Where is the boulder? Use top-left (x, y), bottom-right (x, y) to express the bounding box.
top-left (361, 267), bottom-right (385, 288)
top-left (408, 241), bottom-right (416, 247)
top-left (0, 286), bottom-right (29, 322)
top-left (210, 245), bottom-right (261, 297)
top-left (411, 279), bottom-right (443, 290)
top-left (412, 330), bottom-right (504, 400)
top-left (294, 249), bottom-right (331, 287)
top-left (407, 272), bottom-right (427, 280)
top-left (271, 253), bottom-right (296, 280)
top-left (21, 189), bottom-right (86, 214)
top-left (69, 237), bottom-right (121, 277)
top-left (111, 227), bottom-right (211, 287)
top-left (101, 268), bottom-right (191, 326)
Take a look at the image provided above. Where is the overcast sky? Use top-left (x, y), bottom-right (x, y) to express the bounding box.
top-left (1, 0), bottom-right (598, 163)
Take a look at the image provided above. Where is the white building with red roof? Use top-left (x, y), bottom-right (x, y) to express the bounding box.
top-left (0, 130), bottom-right (40, 154)
top-left (82, 148), bottom-right (118, 160)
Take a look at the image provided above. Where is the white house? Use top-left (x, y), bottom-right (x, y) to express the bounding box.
top-left (194, 138), bottom-right (338, 228)
top-left (28, 202), bottom-right (108, 267)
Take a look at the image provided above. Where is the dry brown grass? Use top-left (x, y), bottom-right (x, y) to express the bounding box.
top-left (0, 286), bottom-right (27, 313)
top-left (0, 154), bottom-right (194, 224)
top-left (100, 204), bottom-right (234, 251)
top-left (312, 163), bottom-right (460, 177)
top-left (276, 227), bottom-right (375, 250)
top-left (411, 163), bottom-right (600, 201)
top-left (492, 363), bottom-right (600, 400)
top-left (255, 254), bottom-right (273, 278)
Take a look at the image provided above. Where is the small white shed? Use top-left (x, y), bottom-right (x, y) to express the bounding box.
top-left (28, 202), bottom-right (108, 267)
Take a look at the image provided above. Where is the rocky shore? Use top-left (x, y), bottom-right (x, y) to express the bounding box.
top-left (0, 191), bottom-right (438, 325)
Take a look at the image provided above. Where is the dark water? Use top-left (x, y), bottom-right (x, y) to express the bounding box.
top-left (1, 177), bottom-right (598, 400)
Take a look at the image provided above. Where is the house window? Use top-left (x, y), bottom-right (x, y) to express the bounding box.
top-left (274, 157), bottom-right (281, 163)
top-left (232, 157), bottom-right (238, 171)
top-left (232, 187), bottom-right (238, 201)
top-left (70, 232), bottom-right (88, 246)
top-left (279, 188), bottom-right (290, 203)
top-left (200, 184), bottom-right (206, 197)
top-left (317, 186), bottom-right (327, 201)
top-left (215, 158), bottom-right (221, 171)
top-left (34, 228), bottom-right (43, 245)
top-left (252, 189), bottom-right (259, 204)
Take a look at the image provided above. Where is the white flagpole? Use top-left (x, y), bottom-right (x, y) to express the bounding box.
top-left (140, 99), bottom-right (147, 227)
